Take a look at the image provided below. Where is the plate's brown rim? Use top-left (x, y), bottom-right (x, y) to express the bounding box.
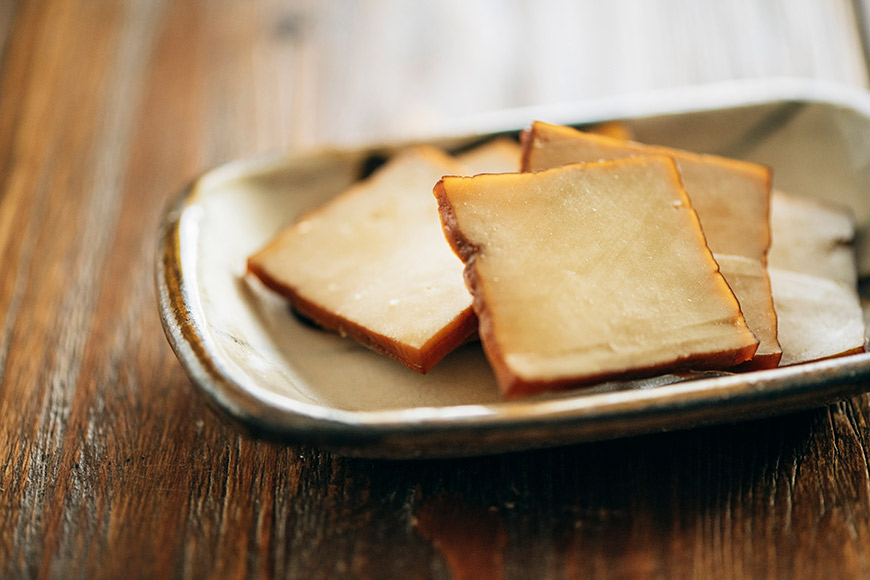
top-left (155, 80), bottom-right (870, 458)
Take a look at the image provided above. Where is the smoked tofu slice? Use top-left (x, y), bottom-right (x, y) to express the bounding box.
top-left (435, 156), bottom-right (759, 397)
top-left (768, 191), bottom-right (866, 365)
top-left (521, 121), bottom-right (780, 369)
top-left (247, 147), bottom-right (475, 374)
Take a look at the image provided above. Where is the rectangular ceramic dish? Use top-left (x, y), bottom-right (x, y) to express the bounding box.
top-left (157, 79), bottom-right (870, 458)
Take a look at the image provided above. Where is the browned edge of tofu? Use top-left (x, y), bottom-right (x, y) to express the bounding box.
top-left (520, 121), bottom-right (772, 179)
top-left (246, 259), bottom-right (479, 374)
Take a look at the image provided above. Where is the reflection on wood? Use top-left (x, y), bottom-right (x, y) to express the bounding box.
top-left (414, 492), bottom-right (506, 580)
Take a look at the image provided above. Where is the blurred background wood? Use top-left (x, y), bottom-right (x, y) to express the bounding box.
top-left (2, 1), bottom-right (870, 578)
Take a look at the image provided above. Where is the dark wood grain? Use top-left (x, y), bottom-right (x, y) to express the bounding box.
top-left (2, 1), bottom-right (870, 578)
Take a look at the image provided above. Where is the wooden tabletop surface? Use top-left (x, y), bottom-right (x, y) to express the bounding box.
top-left (4, 1), bottom-right (870, 578)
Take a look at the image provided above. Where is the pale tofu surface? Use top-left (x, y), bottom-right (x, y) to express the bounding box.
top-left (768, 191), bottom-right (857, 286)
top-left (247, 147), bottom-right (474, 373)
top-left (456, 139), bottom-right (522, 175)
top-left (768, 191), bottom-right (866, 365)
top-left (522, 121), bottom-right (780, 368)
top-left (436, 157), bottom-right (758, 396)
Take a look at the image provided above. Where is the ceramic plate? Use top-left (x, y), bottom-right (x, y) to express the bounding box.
top-left (157, 79), bottom-right (870, 458)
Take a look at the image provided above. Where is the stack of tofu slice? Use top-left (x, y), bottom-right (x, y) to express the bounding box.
top-left (247, 122), bottom-right (866, 398)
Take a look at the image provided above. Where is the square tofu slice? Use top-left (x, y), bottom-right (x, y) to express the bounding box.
top-left (522, 121), bottom-right (780, 369)
top-left (247, 147), bottom-right (475, 374)
top-left (768, 191), bottom-right (866, 365)
top-left (435, 156), bottom-right (759, 397)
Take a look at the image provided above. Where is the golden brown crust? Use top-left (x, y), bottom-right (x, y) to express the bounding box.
top-left (433, 178), bottom-right (476, 262)
top-left (819, 345), bottom-right (867, 361)
top-left (750, 163), bottom-right (777, 365)
top-left (501, 341), bottom-right (759, 399)
top-left (435, 177), bottom-right (512, 392)
top-left (720, 351), bottom-right (781, 373)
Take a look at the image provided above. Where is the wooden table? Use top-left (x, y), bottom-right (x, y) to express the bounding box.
top-left (4, 1), bottom-right (870, 578)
